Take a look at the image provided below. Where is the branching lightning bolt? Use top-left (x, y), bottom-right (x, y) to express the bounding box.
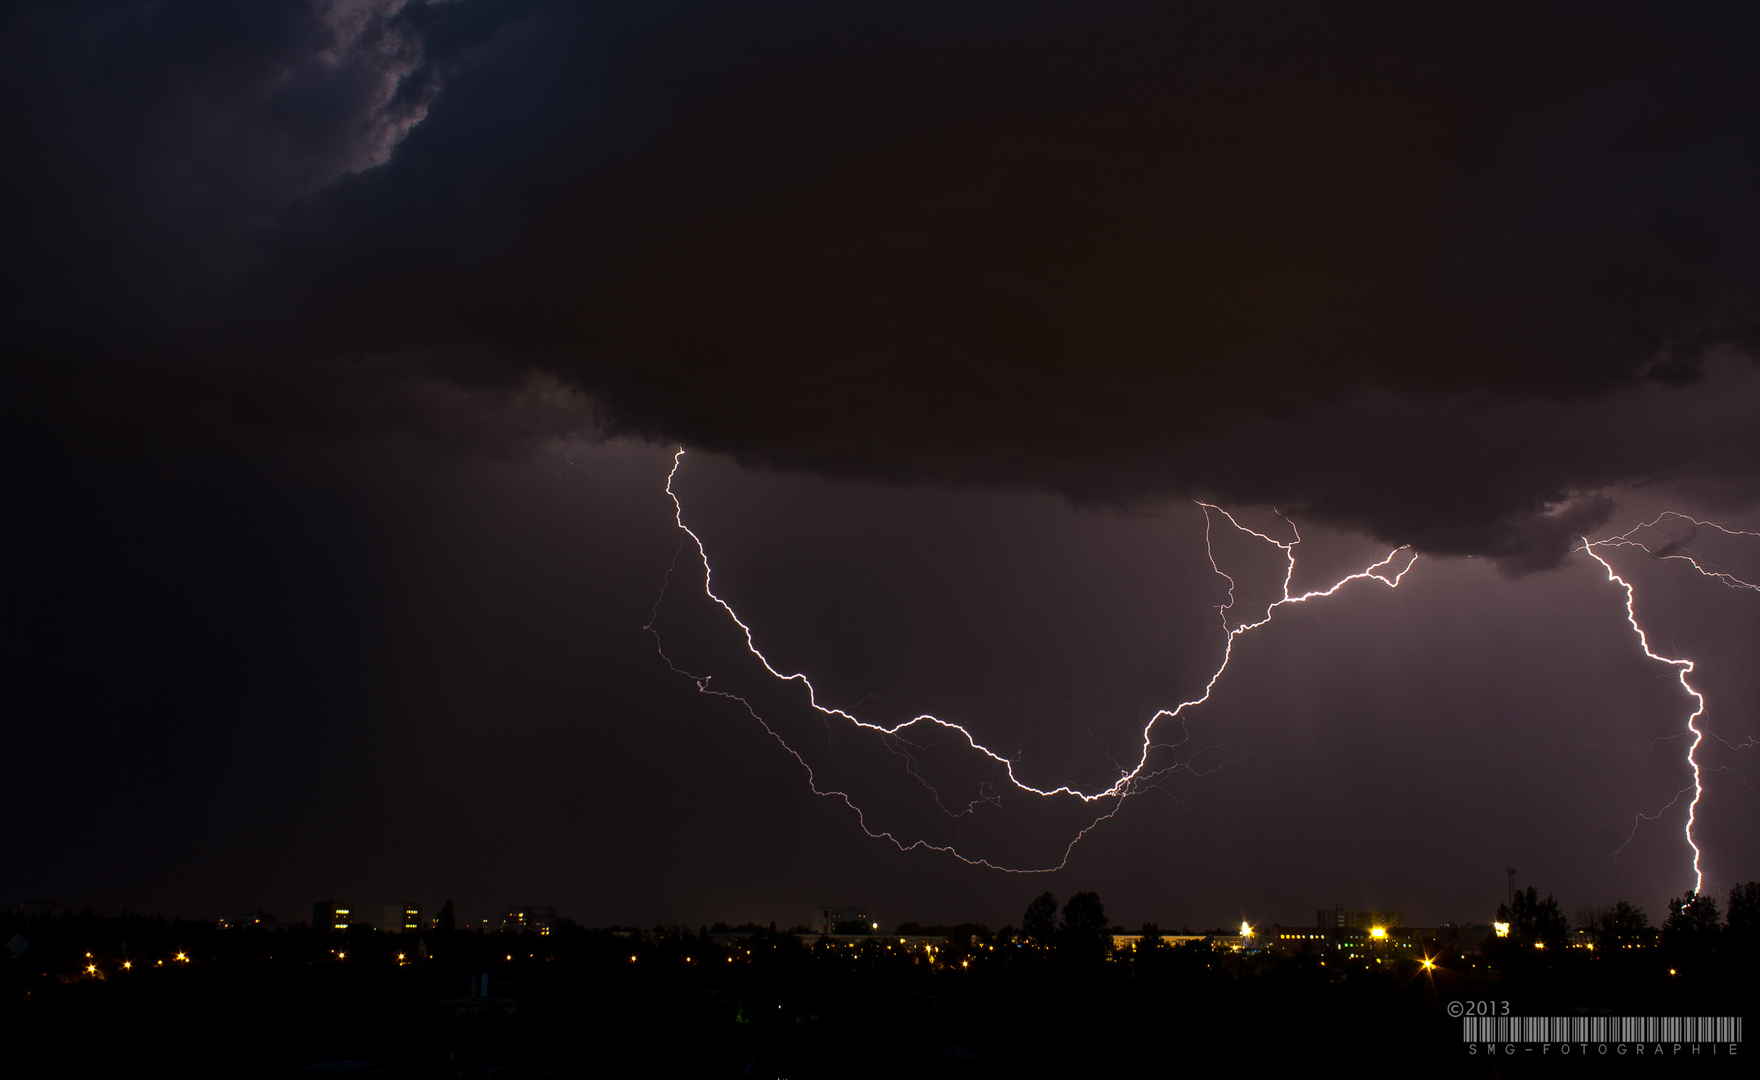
top-left (1583, 512), bottom-right (1760, 895)
top-left (646, 448), bottom-right (1417, 872)
top-left (643, 455), bottom-right (1756, 885)
top-left (1593, 512), bottom-right (1760, 594)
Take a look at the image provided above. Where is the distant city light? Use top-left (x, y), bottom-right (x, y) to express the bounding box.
top-left (1369, 927), bottom-right (1387, 940)
top-left (1493, 922), bottom-right (1510, 938)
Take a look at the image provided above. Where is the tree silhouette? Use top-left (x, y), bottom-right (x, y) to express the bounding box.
top-left (1059, 891), bottom-right (1109, 961)
top-left (1023, 892), bottom-right (1058, 948)
top-left (1494, 886), bottom-right (1568, 948)
top-left (1593, 901), bottom-right (1651, 949)
top-left (1137, 922), bottom-right (1162, 954)
top-left (1663, 890), bottom-right (1721, 957)
top-left (1728, 882), bottom-right (1760, 956)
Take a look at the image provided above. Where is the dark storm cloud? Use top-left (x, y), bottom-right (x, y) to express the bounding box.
top-left (1, 1), bottom-right (446, 333)
top-left (7, 1), bottom-right (1760, 568)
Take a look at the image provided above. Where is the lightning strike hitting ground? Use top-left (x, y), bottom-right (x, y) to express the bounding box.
top-left (647, 449), bottom-right (1417, 872)
top-left (1584, 513), bottom-right (1760, 896)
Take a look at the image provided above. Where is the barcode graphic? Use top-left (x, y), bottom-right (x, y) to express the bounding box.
top-left (1462, 1016), bottom-right (1743, 1043)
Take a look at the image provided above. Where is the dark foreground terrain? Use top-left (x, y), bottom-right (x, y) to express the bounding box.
top-left (4, 912), bottom-right (1753, 1078)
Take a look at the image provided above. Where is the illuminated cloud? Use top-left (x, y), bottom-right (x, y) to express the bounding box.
top-left (6, 2), bottom-right (1759, 570)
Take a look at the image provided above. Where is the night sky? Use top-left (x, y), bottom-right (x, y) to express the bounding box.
top-left (5, 1), bottom-right (1759, 933)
